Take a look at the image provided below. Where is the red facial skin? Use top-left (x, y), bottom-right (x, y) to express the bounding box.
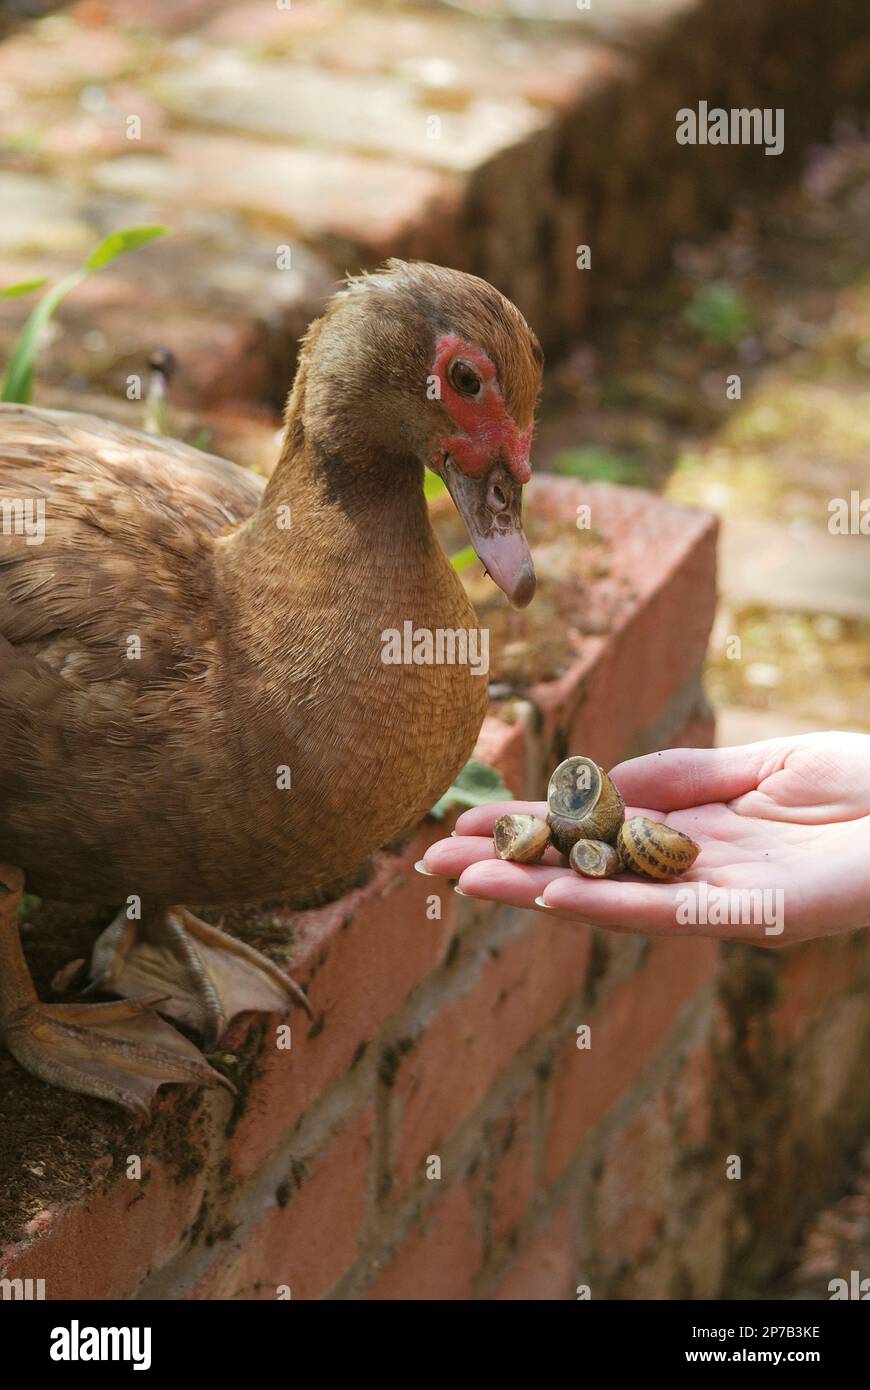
top-left (431, 334), bottom-right (533, 482)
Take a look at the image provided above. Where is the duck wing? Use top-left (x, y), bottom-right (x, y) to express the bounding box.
top-left (0, 404), bottom-right (264, 684)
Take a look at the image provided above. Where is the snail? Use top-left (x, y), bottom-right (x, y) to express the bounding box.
top-left (546, 755), bottom-right (625, 855)
top-left (568, 839), bottom-right (623, 879)
top-left (493, 813), bottom-right (551, 864)
top-left (617, 816), bottom-right (700, 880)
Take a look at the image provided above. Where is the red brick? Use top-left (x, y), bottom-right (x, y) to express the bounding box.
top-left (147, 132), bottom-right (463, 257)
top-left (192, 1107), bottom-right (373, 1300)
top-left (492, 1202), bottom-right (576, 1300)
top-left (40, 84), bottom-right (168, 162)
top-left (527, 478), bottom-right (718, 773)
top-left (594, 1094), bottom-right (672, 1265)
top-left (773, 935), bottom-right (870, 1049)
top-left (201, 0), bottom-right (332, 49)
top-left (544, 935), bottom-right (719, 1183)
top-left (676, 1039), bottom-right (716, 1150)
top-left (201, 3), bottom-right (623, 113)
top-left (67, 292), bottom-right (272, 409)
top-left (0, 17), bottom-right (135, 96)
top-left (226, 834), bottom-right (459, 1180)
top-left (488, 1092), bottom-right (537, 1251)
top-left (473, 713), bottom-right (527, 801)
top-left (0, 1147), bottom-right (208, 1300)
top-left (73, 0), bottom-right (219, 33)
top-left (365, 1174), bottom-right (484, 1300)
top-left (390, 915), bottom-right (592, 1197)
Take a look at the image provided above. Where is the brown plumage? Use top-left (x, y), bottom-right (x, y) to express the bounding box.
top-left (0, 260), bottom-right (542, 1114)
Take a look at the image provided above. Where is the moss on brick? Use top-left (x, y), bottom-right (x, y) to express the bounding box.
top-left (378, 1036), bottom-right (417, 1089)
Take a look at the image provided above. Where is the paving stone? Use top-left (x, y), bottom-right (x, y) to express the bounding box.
top-left (0, 10), bottom-right (139, 95)
top-left (200, 2), bottom-right (621, 109)
top-left (720, 516), bottom-right (870, 623)
top-left (95, 133), bottom-right (464, 259)
top-left (0, 172), bottom-right (94, 257)
top-left (154, 55), bottom-right (550, 173)
top-left (715, 705), bottom-right (827, 746)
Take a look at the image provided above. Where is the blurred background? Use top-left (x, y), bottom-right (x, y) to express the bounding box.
top-left (1, 0), bottom-right (869, 1298)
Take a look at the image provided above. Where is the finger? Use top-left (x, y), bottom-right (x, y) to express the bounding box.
top-left (456, 859), bottom-right (572, 909)
top-left (609, 740), bottom-right (799, 813)
top-left (452, 860), bottom-right (784, 944)
top-left (421, 835), bottom-right (565, 879)
top-left (420, 835), bottom-right (495, 878)
top-left (453, 801), bottom-right (547, 836)
top-left (538, 873), bottom-right (767, 941)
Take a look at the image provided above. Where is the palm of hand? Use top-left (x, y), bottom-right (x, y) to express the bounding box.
top-left (421, 734), bottom-right (870, 947)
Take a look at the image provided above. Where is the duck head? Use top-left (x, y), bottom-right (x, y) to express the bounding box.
top-left (295, 260), bottom-right (543, 608)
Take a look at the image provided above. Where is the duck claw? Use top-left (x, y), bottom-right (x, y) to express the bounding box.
top-left (89, 906), bottom-right (310, 1045)
top-left (3, 996), bottom-right (233, 1119)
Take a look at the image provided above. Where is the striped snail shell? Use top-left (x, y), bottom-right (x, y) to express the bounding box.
top-left (617, 816), bottom-right (700, 880)
top-left (546, 755), bottom-right (625, 856)
top-left (568, 839), bottom-right (623, 879)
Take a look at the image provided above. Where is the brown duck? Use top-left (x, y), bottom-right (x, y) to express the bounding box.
top-left (0, 260), bottom-right (542, 1116)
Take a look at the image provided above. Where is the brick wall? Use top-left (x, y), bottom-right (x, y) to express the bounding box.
top-left (3, 477), bottom-right (868, 1299)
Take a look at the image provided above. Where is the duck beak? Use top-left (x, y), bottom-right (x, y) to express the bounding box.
top-left (443, 455), bottom-right (536, 609)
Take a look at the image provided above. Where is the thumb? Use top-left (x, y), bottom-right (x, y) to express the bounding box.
top-left (609, 738), bottom-right (809, 813)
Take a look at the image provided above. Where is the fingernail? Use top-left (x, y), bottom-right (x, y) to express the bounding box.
top-left (414, 861), bottom-right (437, 877)
top-left (454, 886), bottom-right (470, 897)
top-left (534, 896), bottom-right (555, 911)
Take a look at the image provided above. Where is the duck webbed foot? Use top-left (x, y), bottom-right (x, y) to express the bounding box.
top-left (0, 866), bottom-right (230, 1117)
top-left (89, 906), bottom-right (311, 1047)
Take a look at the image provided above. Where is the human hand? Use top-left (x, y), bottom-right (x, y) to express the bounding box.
top-left (419, 733), bottom-right (870, 948)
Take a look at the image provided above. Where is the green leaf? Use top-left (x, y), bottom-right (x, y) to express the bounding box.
top-left (429, 759), bottom-right (512, 821)
top-left (424, 471), bottom-right (447, 501)
top-left (20, 892), bottom-right (42, 921)
top-left (1, 224), bottom-right (171, 403)
top-left (2, 270), bottom-right (84, 404)
top-left (553, 446), bottom-right (645, 486)
top-left (84, 224), bottom-right (169, 272)
top-left (449, 544), bottom-right (478, 573)
top-left (0, 277), bottom-right (49, 299)
top-left (683, 281), bottom-right (753, 346)
top-left (189, 428), bottom-right (213, 452)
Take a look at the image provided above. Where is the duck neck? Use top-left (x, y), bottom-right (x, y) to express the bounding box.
top-left (220, 395), bottom-right (442, 610)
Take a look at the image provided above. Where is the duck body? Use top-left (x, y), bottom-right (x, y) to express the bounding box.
top-left (0, 260), bottom-right (542, 1113)
top-left (0, 406), bottom-right (485, 907)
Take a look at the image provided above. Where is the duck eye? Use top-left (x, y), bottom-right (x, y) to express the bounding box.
top-left (448, 358), bottom-right (482, 397)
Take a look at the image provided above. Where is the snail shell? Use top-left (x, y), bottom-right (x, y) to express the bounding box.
top-left (617, 816), bottom-right (700, 880)
top-left (546, 755), bottom-right (625, 855)
top-left (569, 839), bottom-right (623, 879)
top-left (493, 813), bottom-right (551, 864)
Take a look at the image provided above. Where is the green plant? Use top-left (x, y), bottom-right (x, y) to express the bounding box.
top-left (683, 281), bottom-right (754, 346)
top-left (553, 446), bottom-right (646, 486)
top-left (430, 759), bottom-right (512, 820)
top-left (1, 225), bottom-right (169, 404)
top-left (424, 471), bottom-right (483, 573)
